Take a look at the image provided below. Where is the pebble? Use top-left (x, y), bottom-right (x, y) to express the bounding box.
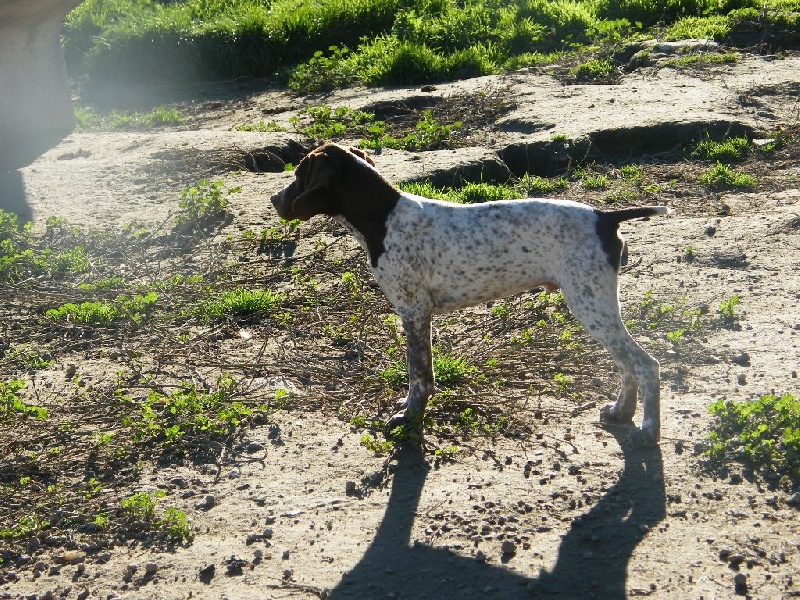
top-left (77, 590), bottom-right (90, 600)
top-left (196, 494), bottom-right (216, 511)
top-left (475, 550), bottom-right (487, 563)
top-left (145, 562), bottom-right (158, 574)
top-left (734, 572), bottom-right (748, 592)
top-left (501, 541), bottom-right (516, 555)
top-left (282, 550), bottom-right (291, 560)
top-left (786, 492), bottom-right (800, 507)
top-left (228, 468), bottom-right (241, 479)
top-left (126, 563), bottom-right (138, 574)
top-left (247, 441), bottom-right (264, 453)
top-left (33, 561), bottom-right (47, 572)
top-left (345, 481), bottom-right (357, 495)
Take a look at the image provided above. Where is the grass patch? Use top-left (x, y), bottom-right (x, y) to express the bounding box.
top-left (704, 393), bottom-right (800, 490)
top-left (63, 0), bottom-right (800, 88)
top-left (75, 106), bottom-right (184, 131)
top-left (691, 135), bottom-right (750, 162)
top-left (194, 289), bottom-right (284, 322)
top-left (699, 162), bottom-right (757, 189)
top-left (46, 292), bottom-right (158, 326)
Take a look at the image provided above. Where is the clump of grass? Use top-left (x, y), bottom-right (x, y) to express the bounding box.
top-left (46, 292), bottom-right (158, 326)
top-left (691, 135), bottom-right (750, 162)
top-left (75, 106), bottom-right (183, 131)
top-left (174, 179), bottom-right (239, 231)
top-left (361, 110), bottom-right (462, 151)
top-left (0, 379), bottom-right (47, 422)
top-left (290, 105), bottom-right (377, 141)
top-left (717, 294), bottom-right (740, 327)
top-left (704, 393), bottom-right (800, 489)
top-left (699, 162), bottom-right (756, 189)
top-left (233, 120), bottom-right (287, 132)
top-left (379, 347), bottom-right (480, 390)
top-left (569, 58), bottom-right (614, 82)
top-left (194, 288), bottom-right (284, 322)
top-left (119, 375), bottom-right (257, 450)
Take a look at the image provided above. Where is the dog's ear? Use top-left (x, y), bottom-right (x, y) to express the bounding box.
top-left (291, 148), bottom-right (340, 220)
top-left (348, 146), bottom-right (375, 166)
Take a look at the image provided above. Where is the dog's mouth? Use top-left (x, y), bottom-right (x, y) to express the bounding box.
top-left (270, 191), bottom-right (291, 219)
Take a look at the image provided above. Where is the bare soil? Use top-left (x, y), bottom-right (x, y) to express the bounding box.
top-left (1, 51), bottom-right (799, 599)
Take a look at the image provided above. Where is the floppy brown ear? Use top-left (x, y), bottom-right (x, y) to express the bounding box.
top-left (348, 146), bottom-right (375, 166)
top-left (291, 150), bottom-right (340, 220)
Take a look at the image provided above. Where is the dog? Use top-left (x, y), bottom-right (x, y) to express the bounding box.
top-left (271, 143), bottom-right (668, 447)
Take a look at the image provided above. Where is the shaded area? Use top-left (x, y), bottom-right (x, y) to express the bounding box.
top-left (0, 171), bottom-right (31, 225)
top-left (330, 433), bottom-right (665, 599)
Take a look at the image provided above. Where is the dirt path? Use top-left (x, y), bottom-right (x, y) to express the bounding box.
top-left (2, 53), bottom-right (799, 599)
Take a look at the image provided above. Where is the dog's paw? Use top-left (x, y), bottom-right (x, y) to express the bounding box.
top-left (626, 427), bottom-right (659, 449)
top-left (385, 410), bottom-right (411, 432)
top-left (599, 402), bottom-right (634, 424)
top-left (384, 410), bottom-right (423, 445)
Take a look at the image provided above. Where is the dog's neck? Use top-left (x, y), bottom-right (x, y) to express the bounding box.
top-left (331, 157), bottom-right (401, 268)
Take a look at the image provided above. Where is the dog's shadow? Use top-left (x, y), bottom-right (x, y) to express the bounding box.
top-left (329, 432), bottom-right (665, 599)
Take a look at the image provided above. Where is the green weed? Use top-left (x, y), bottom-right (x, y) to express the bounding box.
top-left (705, 393), bottom-right (800, 488)
top-left (290, 105), bottom-right (377, 141)
top-left (360, 433), bottom-right (395, 455)
top-left (46, 292), bottom-right (157, 326)
top-left (717, 294), bottom-right (740, 327)
top-left (194, 288), bottom-right (283, 322)
top-left (120, 375), bottom-right (254, 449)
top-left (570, 58), bottom-right (614, 81)
top-left (75, 106), bottom-right (184, 131)
top-left (699, 162), bottom-right (756, 190)
top-left (174, 179), bottom-right (239, 231)
top-left (233, 120), bottom-right (287, 132)
top-left (691, 135), bottom-right (750, 162)
top-left (0, 379), bottom-right (47, 422)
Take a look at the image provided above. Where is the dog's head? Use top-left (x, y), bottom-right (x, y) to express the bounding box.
top-left (270, 144), bottom-right (375, 221)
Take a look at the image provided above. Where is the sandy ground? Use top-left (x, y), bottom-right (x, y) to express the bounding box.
top-left (2, 52), bottom-right (799, 599)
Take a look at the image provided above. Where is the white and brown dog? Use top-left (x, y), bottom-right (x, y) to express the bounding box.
top-left (271, 143), bottom-right (668, 447)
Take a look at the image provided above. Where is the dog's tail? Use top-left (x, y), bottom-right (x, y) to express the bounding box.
top-left (603, 205), bottom-right (670, 224)
top-left (594, 206), bottom-right (669, 270)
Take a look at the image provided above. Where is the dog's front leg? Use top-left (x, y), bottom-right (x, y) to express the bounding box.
top-left (386, 311), bottom-right (434, 436)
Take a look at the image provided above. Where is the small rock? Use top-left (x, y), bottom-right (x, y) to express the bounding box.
top-left (263, 528), bottom-right (274, 539)
top-left (737, 373), bottom-right (747, 385)
top-left (719, 548), bottom-right (732, 560)
top-left (76, 563), bottom-right (86, 576)
top-left (96, 552), bottom-right (111, 563)
top-left (41, 591), bottom-right (55, 600)
top-left (786, 492), bottom-right (800, 507)
top-left (196, 494), bottom-right (216, 511)
top-left (345, 481), bottom-right (357, 495)
top-left (246, 441), bottom-right (264, 453)
top-left (734, 572), bottom-right (747, 592)
top-left (731, 352), bottom-right (751, 366)
top-left (77, 590), bottom-right (90, 600)
top-left (728, 554), bottom-right (745, 566)
top-left (282, 550), bottom-right (290, 560)
top-left (65, 365), bottom-right (77, 378)
top-left (33, 561), bottom-right (48, 572)
top-left (48, 565), bottom-right (61, 576)
top-left (501, 541), bottom-right (516, 555)
top-left (126, 563), bottom-right (138, 575)
top-left (228, 468), bottom-right (241, 479)
top-left (475, 550), bottom-right (487, 563)
top-left (145, 562), bottom-right (158, 574)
